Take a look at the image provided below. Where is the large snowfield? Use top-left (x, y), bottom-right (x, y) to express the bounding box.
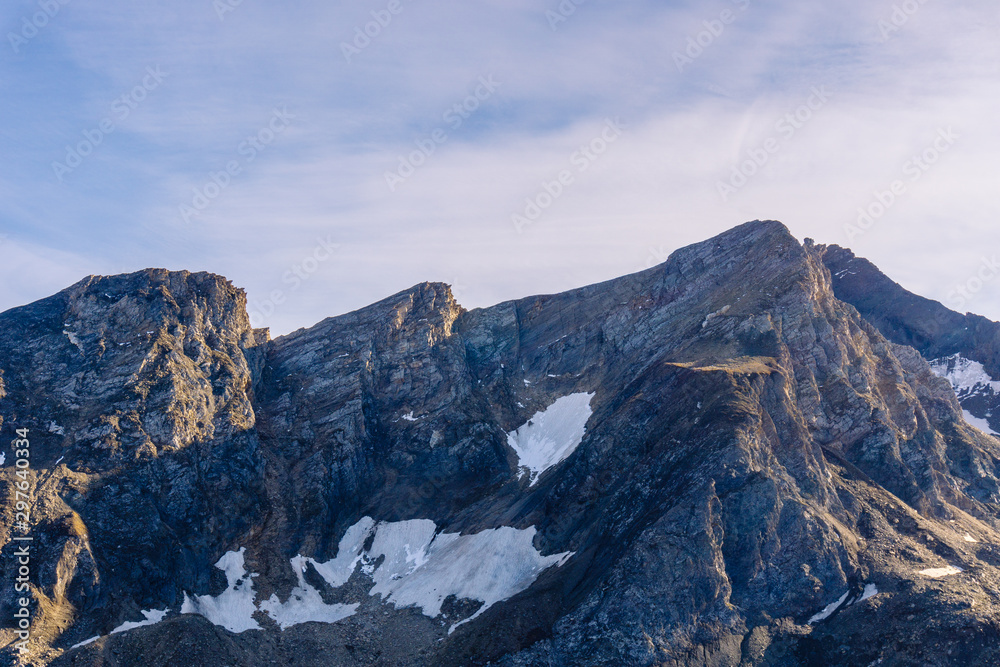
top-left (81, 519), bottom-right (573, 643)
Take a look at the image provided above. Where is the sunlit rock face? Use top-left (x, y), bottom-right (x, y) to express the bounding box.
top-left (5, 222), bottom-right (1000, 666)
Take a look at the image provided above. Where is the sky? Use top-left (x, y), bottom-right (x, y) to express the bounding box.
top-left (1, 0), bottom-right (998, 335)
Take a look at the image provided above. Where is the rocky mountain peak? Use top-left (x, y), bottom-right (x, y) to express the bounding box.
top-left (5, 224), bottom-right (1000, 666)
top-left (0, 267), bottom-right (268, 467)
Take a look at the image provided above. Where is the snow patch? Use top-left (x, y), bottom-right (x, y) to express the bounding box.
top-left (808, 583), bottom-right (878, 624)
top-left (259, 555), bottom-right (358, 629)
top-left (179, 528), bottom-right (364, 633)
top-left (930, 354), bottom-right (1000, 397)
top-left (71, 636), bottom-right (100, 649)
top-left (0, 452), bottom-right (5, 466)
top-left (93, 517), bottom-right (570, 638)
top-left (308, 518), bottom-right (573, 633)
top-left (74, 608), bottom-right (169, 648)
top-left (506, 392), bottom-right (594, 485)
top-left (111, 608), bottom-right (168, 635)
top-left (307, 517), bottom-right (376, 588)
top-left (930, 355), bottom-right (1000, 435)
top-left (401, 411), bottom-right (418, 422)
top-left (918, 565), bottom-right (963, 578)
top-left (181, 548), bottom-right (261, 632)
top-left (962, 410), bottom-right (999, 436)
top-left (47, 421), bottom-right (66, 436)
top-left (808, 590), bottom-right (849, 624)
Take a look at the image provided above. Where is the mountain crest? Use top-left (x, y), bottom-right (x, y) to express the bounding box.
top-left (4, 223), bottom-right (1000, 666)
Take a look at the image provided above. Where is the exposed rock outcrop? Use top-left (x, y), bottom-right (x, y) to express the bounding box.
top-left (3, 223), bottom-right (1000, 666)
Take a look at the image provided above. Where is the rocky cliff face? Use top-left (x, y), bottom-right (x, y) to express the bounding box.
top-left (3, 223), bottom-right (1000, 666)
top-left (0, 270), bottom-right (270, 662)
top-left (819, 243), bottom-right (1000, 440)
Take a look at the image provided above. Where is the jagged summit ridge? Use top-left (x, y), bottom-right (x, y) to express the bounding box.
top-left (3, 222), bottom-right (1000, 666)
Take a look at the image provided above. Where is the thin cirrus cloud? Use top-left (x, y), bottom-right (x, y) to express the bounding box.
top-left (0, 0), bottom-right (997, 335)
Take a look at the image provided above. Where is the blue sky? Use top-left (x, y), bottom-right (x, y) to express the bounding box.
top-left (1, 0), bottom-right (998, 334)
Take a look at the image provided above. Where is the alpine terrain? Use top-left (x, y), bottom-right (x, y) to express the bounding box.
top-left (4, 220), bottom-right (1000, 666)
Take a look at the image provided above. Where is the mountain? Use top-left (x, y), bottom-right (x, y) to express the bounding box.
top-left (818, 243), bottom-right (1000, 438)
top-left (3, 221), bottom-right (1000, 666)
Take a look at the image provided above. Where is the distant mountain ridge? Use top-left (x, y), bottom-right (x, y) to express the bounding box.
top-left (3, 221), bottom-right (1000, 666)
top-left (818, 242), bottom-right (1000, 435)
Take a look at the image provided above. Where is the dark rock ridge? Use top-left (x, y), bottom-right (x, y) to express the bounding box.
top-left (2, 222), bottom-right (1000, 666)
top-left (819, 243), bottom-right (1000, 436)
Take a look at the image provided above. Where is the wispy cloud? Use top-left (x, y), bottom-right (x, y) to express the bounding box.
top-left (2, 0), bottom-right (998, 331)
